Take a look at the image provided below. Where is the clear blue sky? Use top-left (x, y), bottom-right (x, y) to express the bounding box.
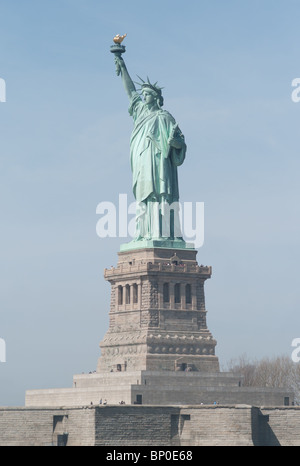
top-left (0, 0), bottom-right (300, 405)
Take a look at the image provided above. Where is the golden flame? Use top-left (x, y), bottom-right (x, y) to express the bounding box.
top-left (113, 34), bottom-right (127, 44)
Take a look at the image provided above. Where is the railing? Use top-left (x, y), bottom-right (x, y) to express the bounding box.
top-left (104, 262), bottom-right (211, 277)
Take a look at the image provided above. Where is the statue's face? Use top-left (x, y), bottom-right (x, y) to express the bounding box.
top-left (143, 89), bottom-right (156, 105)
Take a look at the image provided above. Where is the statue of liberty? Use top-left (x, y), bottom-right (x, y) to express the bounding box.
top-left (112, 38), bottom-right (187, 248)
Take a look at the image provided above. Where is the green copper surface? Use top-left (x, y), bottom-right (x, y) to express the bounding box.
top-left (112, 41), bottom-right (192, 250)
top-left (120, 238), bottom-right (195, 252)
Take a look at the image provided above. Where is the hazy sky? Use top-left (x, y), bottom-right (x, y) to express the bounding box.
top-left (1, 0), bottom-right (300, 405)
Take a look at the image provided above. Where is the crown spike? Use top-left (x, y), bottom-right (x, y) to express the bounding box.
top-left (136, 75), bottom-right (145, 83)
top-left (134, 76), bottom-right (164, 98)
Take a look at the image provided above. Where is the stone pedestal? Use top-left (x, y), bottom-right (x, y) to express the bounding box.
top-left (25, 246), bottom-right (294, 408)
top-left (97, 247), bottom-right (219, 374)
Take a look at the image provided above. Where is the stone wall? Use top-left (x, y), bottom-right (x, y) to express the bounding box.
top-left (25, 385), bottom-right (133, 407)
top-left (178, 405), bottom-right (255, 446)
top-left (93, 405), bottom-right (256, 446)
top-left (94, 406), bottom-right (177, 446)
top-left (1, 404), bottom-right (300, 446)
top-left (25, 370), bottom-right (293, 408)
top-left (0, 406), bottom-right (95, 446)
top-left (259, 407), bottom-right (300, 446)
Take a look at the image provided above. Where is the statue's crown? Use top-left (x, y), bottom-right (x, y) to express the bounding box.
top-left (135, 76), bottom-right (163, 96)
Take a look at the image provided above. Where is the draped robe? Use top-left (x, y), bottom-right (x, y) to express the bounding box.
top-left (128, 92), bottom-right (186, 240)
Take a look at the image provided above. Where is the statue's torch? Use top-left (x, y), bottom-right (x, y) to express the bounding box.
top-left (110, 34), bottom-right (127, 76)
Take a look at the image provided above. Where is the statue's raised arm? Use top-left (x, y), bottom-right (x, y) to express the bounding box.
top-left (114, 55), bottom-right (136, 99)
top-left (110, 34), bottom-right (136, 99)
